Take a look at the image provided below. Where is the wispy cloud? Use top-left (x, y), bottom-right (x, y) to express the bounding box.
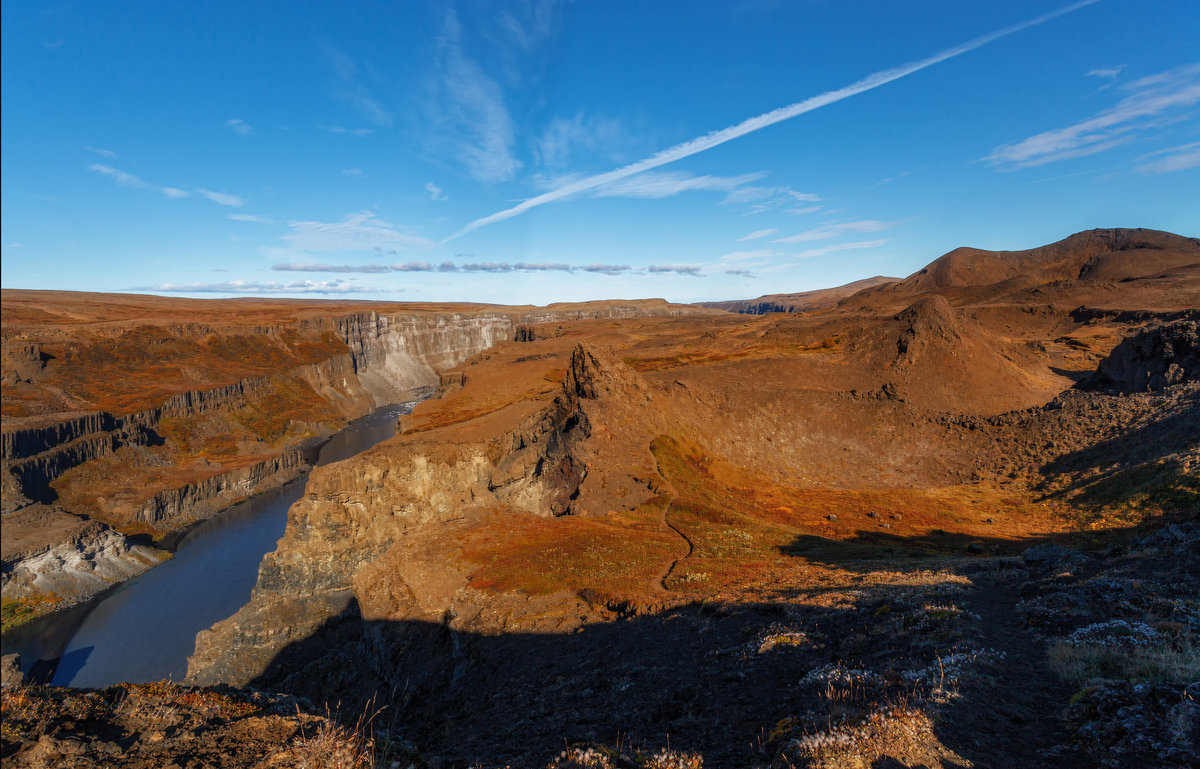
top-left (197, 189), bottom-right (246, 207)
top-left (271, 259), bottom-right (699, 276)
top-left (582, 264), bottom-right (632, 275)
top-left (794, 239), bottom-right (889, 259)
top-left (275, 261), bottom-right (573, 274)
top-left (321, 125), bottom-right (375, 136)
top-left (226, 118), bottom-right (253, 135)
top-left (725, 185), bottom-right (819, 207)
top-left (425, 181), bottom-right (447, 201)
top-left (535, 112), bottom-right (627, 167)
top-left (272, 262), bottom-right (392, 273)
top-left (496, 0), bottom-right (559, 53)
top-left (737, 228), bottom-right (779, 241)
top-left (89, 163), bottom-right (146, 188)
top-left (326, 48), bottom-right (392, 127)
top-left (274, 211), bottom-right (437, 255)
top-left (594, 171), bottom-right (765, 199)
top-left (429, 10), bottom-right (520, 182)
top-left (720, 249), bottom-right (778, 263)
top-left (84, 146), bottom-right (116, 157)
top-left (725, 269), bottom-right (755, 277)
top-left (648, 264), bottom-right (702, 276)
top-left (740, 188), bottom-right (823, 215)
top-left (1135, 142), bottom-right (1200, 174)
top-left (1087, 65), bottom-right (1124, 80)
top-left (150, 279), bottom-right (383, 295)
top-left (229, 214), bottom-right (276, 224)
top-left (986, 62), bottom-right (1200, 169)
top-left (90, 164), bottom-right (247, 204)
top-left (772, 219), bottom-right (895, 243)
top-left (446, 0), bottom-right (1098, 240)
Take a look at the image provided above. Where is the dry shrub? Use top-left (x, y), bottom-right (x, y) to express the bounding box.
top-left (1048, 639), bottom-right (1199, 684)
top-left (293, 706), bottom-right (376, 769)
top-left (0, 685), bottom-right (111, 742)
top-left (787, 701), bottom-right (965, 768)
top-left (548, 746), bottom-right (702, 769)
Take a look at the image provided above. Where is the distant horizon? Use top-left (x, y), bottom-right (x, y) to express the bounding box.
top-left (3, 1), bottom-right (1198, 304)
top-left (5, 224), bottom-right (1194, 308)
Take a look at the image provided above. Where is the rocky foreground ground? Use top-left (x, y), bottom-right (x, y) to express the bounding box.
top-left (2, 523), bottom-right (1196, 768)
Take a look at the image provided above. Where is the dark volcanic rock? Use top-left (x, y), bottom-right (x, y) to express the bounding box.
top-left (1081, 320), bottom-right (1200, 393)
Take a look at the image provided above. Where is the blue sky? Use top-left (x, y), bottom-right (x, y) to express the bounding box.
top-left (2, 0), bottom-right (1197, 305)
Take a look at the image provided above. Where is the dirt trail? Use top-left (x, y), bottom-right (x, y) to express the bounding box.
top-left (657, 501), bottom-right (695, 592)
top-left (943, 569), bottom-right (1073, 768)
top-left (649, 451), bottom-right (694, 593)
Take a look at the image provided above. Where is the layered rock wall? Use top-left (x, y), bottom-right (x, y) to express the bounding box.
top-left (134, 449), bottom-right (311, 524)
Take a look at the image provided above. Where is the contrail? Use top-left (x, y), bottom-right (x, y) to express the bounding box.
top-left (445, 0), bottom-right (1099, 242)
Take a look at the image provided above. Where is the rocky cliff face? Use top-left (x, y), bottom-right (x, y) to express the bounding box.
top-left (2, 310), bottom-right (507, 519)
top-left (1, 358), bottom-right (358, 519)
top-left (346, 313), bottom-right (514, 404)
top-left (2, 523), bottom-right (165, 605)
top-left (339, 302), bottom-right (692, 405)
top-left (134, 449), bottom-right (311, 524)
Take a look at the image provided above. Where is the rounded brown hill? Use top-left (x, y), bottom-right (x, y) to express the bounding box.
top-left (899, 228), bottom-right (1200, 292)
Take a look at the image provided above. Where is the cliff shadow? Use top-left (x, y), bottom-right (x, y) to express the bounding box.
top-left (1041, 395), bottom-right (1198, 478)
top-left (780, 528), bottom-right (1047, 567)
top-left (244, 562), bottom-right (1076, 768)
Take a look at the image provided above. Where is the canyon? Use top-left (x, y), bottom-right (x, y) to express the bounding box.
top-left (2, 228), bottom-right (1199, 768)
top-left (1, 294), bottom-right (706, 624)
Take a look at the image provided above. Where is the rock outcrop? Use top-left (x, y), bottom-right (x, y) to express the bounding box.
top-left (1, 515), bottom-right (164, 605)
top-left (134, 449), bottom-right (312, 524)
top-left (1081, 320), bottom-right (1200, 393)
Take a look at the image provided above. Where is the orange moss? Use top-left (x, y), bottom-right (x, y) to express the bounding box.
top-left (233, 376), bottom-right (338, 444)
top-left (623, 336), bottom-right (841, 372)
top-left (118, 681), bottom-right (260, 718)
top-left (33, 327), bottom-right (348, 416)
top-left (648, 435), bottom-right (1066, 597)
top-left (453, 433), bottom-right (1070, 607)
top-left (460, 501), bottom-right (681, 599)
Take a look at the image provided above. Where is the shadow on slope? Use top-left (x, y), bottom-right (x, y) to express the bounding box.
top-left (243, 544), bottom-right (1094, 769)
top-left (1035, 386), bottom-right (1200, 515)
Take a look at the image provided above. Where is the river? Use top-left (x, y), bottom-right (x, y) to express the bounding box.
top-left (1, 402), bottom-right (415, 687)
